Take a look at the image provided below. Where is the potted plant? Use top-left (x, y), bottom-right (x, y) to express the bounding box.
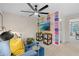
top-left (26, 38), bottom-right (34, 45)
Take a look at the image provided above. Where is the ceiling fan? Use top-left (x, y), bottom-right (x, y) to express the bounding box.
top-left (21, 3), bottom-right (49, 17)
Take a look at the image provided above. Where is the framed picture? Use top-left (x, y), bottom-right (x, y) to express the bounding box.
top-left (36, 32), bottom-right (43, 41)
top-left (39, 15), bottom-right (50, 31)
top-left (43, 33), bottom-right (52, 45)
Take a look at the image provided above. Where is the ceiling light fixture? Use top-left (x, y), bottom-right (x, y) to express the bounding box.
top-left (34, 12), bottom-right (38, 15)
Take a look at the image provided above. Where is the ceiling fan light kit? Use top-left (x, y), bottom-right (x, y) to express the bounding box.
top-left (34, 12), bottom-right (38, 15)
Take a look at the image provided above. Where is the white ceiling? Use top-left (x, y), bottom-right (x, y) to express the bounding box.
top-left (0, 3), bottom-right (79, 18)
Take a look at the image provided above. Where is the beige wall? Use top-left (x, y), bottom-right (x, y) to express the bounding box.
top-left (0, 12), bottom-right (65, 42)
top-left (1, 12), bottom-right (37, 39)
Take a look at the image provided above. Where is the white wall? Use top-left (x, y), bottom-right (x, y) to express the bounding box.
top-left (1, 12), bottom-right (37, 39)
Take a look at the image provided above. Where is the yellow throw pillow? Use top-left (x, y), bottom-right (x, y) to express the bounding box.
top-left (10, 37), bottom-right (25, 56)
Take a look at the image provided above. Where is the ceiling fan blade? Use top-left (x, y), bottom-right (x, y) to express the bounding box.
top-left (38, 5), bottom-right (48, 11)
top-left (27, 3), bottom-right (35, 11)
top-left (29, 13), bottom-right (34, 16)
top-left (21, 11), bottom-right (34, 13)
top-left (39, 12), bottom-right (48, 14)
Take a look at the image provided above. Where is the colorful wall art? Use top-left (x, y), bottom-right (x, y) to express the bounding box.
top-left (36, 32), bottom-right (43, 41)
top-left (36, 32), bottom-right (52, 45)
top-left (43, 33), bottom-right (52, 45)
top-left (39, 15), bottom-right (50, 31)
top-left (54, 11), bottom-right (59, 45)
top-left (36, 13), bottom-right (53, 45)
